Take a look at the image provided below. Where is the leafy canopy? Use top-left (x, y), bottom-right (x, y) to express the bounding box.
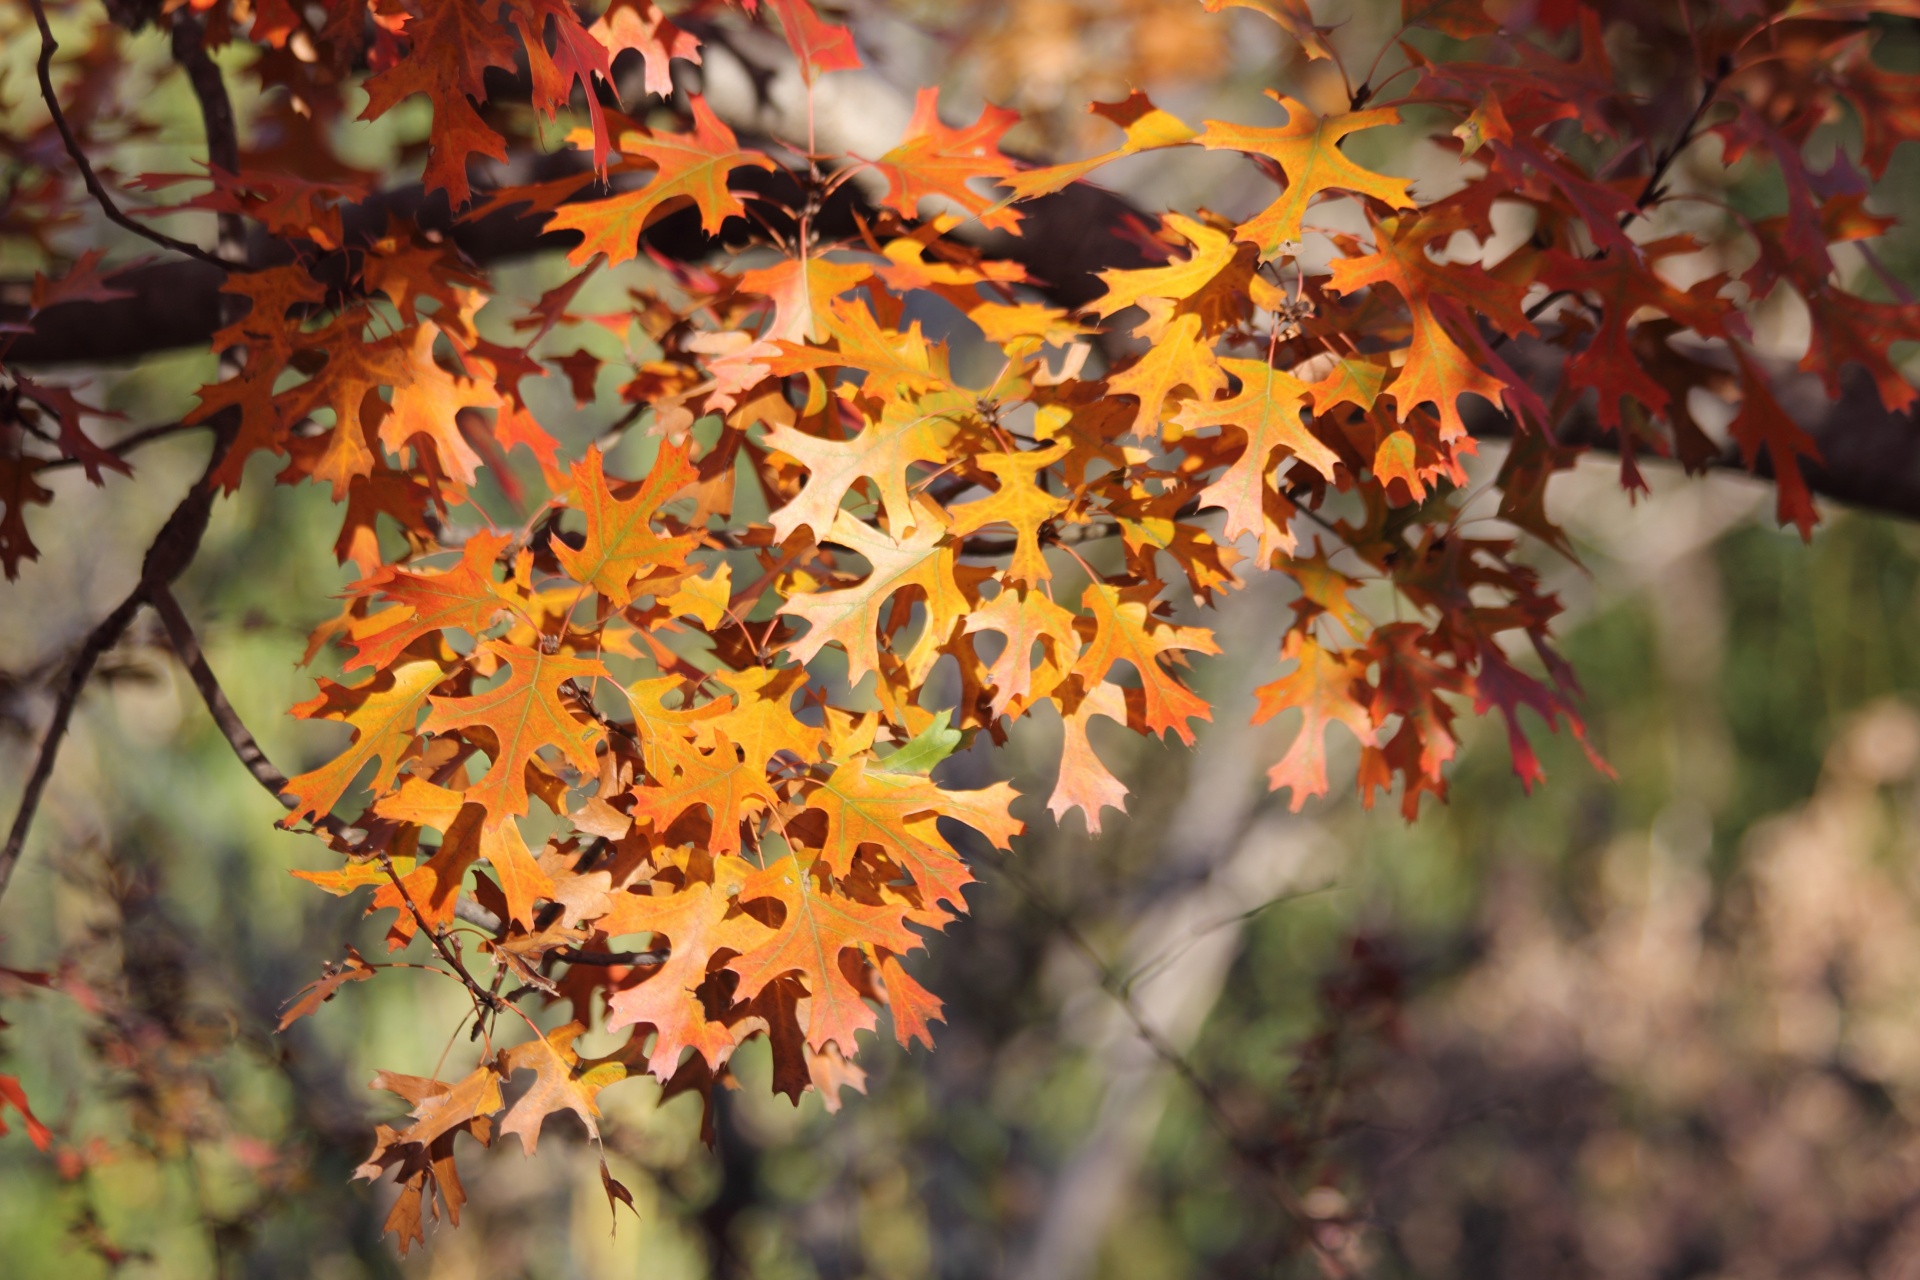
top-left (6, 0), bottom-right (1920, 1252)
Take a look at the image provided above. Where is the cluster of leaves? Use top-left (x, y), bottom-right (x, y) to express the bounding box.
top-left (6, 0), bottom-right (1920, 1252)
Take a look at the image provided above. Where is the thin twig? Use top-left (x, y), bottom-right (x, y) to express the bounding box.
top-left (148, 584), bottom-right (514, 942)
top-left (0, 422), bottom-right (234, 902)
top-left (34, 420), bottom-right (209, 472)
top-left (0, 588), bottom-right (143, 901)
top-left (984, 854), bottom-right (1355, 1277)
top-left (26, 0), bottom-right (231, 270)
top-left (551, 947), bottom-right (667, 967)
top-left (376, 852), bottom-right (504, 1022)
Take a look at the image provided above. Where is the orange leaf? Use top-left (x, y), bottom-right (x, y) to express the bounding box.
top-left (626, 731), bottom-right (777, 856)
top-left (603, 873), bottom-right (771, 1078)
top-left (555, 443), bottom-right (700, 607)
top-left (763, 0), bottom-right (861, 83)
top-left (877, 953), bottom-right (943, 1051)
top-left (1196, 94), bottom-right (1414, 256)
top-left (0, 1075), bottom-right (52, 1151)
top-left (947, 441), bottom-right (1069, 584)
top-left (548, 97), bottom-right (775, 265)
top-left (348, 530), bottom-right (519, 673)
top-left (1178, 359), bottom-right (1334, 555)
top-left (285, 659), bottom-right (446, 823)
top-left (872, 88), bottom-right (1023, 233)
top-left (359, 0), bottom-right (520, 205)
top-left (593, 0), bottom-right (701, 99)
top-left (497, 1023), bottom-right (631, 1151)
top-left (421, 642), bottom-right (609, 821)
top-left (1070, 584), bottom-right (1219, 745)
top-left (779, 509), bottom-right (968, 684)
top-left (1047, 678), bottom-right (1131, 833)
top-left (808, 753), bottom-right (1022, 922)
top-left (727, 855), bottom-right (923, 1055)
top-left (1252, 632), bottom-right (1377, 810)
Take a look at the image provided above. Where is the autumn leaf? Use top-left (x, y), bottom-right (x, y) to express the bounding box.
top-left (728, 855), bottom-right (923, 1055)
top-left (947, 441), bottom-right (1070, 584)
top-left (1048, 678), bottom-right (1131, 833)
top-left (347, 530), bottom-right (520, 674)
top-left (555, 443), bottom-right (701, 607)
top-left (872, 88), bottom-right (1024, 233)
top-left (1177, 359), bottom-right (1335, 553)
top-left (1070, 584), bottom-right (1220, 745)
top-left (764, 0), bottom-right (861, 82)
top-left (421, 642), bottom-right (609, 821)
top-left (603, 874), bottom-right (771, 1077)
top-left (807, 751), bottom-right (1022, 922)
top-left (1252, 632), bottom-right (1377, 809)
top-left (0, 1076), bottom-right (52, 1151)
top-left (625, 732), bottom-right (778, 856)
top-left (278, 947), bottom-right (377, 1031)
top-left (877, 953), bottom-right (943, 1051)
top-left (359, 0), bottom-right (521, 205)
top-left (548, 98), bottom-right (776, 265)
top-left (1002, 90), bottom-right (1197, 200)
top-left (593, 0), bottom-right (702, 98)
top-left (780, 509), bottom-right (968, 684)
top-left (1402, 0), bottom-right (1498, 38)
top-left (497, 1023), bottom-right (631, 1152)
top-left (1730, 351), bottom-right (1823, 538)
top-left (1200, 0), bottom-right (1334, 60)
top-left (285, 659), bottom-right (446, 823)
top-left (764, 400), bottom-right (958, 542)
top-left (739, 253), bottom-right (875, 344)
top-left (1196, 94), bottom-right (1415, 256)
top-left (963, 585), bottom-right (1080, 718)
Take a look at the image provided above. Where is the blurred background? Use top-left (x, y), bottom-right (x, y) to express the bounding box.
top-left (10, 1), bottom-right (1920, 1277)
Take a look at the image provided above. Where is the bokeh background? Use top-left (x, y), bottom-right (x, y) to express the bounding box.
top-left (9, 1), bottom-right (1920, 1277)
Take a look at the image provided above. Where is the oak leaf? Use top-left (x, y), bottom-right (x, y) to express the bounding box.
top-left (780, 509), bottom-right (968, 684)
top-left (1252, 632), bottom-right (1377, 810)
top-left (421, 642), bottom-right (609, 821)
top-left (555, 443), bottom-right (700, 607)
top-left (727, 855), bottom-right (923, 1055)
top-left (873, 88), bottom-right (1023, 233)
top-left (808, 751), bottom-right (1022, 922)
top-left (602, 873), bottom-right (771, 1077)
top-left (285, 659), bottom-right (446, 823)
top-left (1196, 95), bottom-right (1415, 256)
top-left (548, 98), bottom-right (776, 266)
top-left (1070, 584), bottom-right (1219, 745)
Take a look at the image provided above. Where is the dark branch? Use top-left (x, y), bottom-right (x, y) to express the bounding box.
top-left (168, 13), bottom-right (246, 267)
top-left (26, 0), bottom-right (230, 270)
top-left (149, 583), bottom-right (289, 798)
top-left (551, 947), bottom-right (667, 967)
top-left (0, 419), bottom-right (232, 902)
top-left (34, 420), bottom-right (209, 472)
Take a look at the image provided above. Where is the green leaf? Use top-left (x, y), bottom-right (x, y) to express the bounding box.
top-left (875, 710), bottom-right (962, 776)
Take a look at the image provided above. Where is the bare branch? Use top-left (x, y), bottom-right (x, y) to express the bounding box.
top-left (985, 852), bottom-right (1356, 1276)
top-left (167, 14), bottom-right (246, 267)
top-left (0, 588), bottom-right (143, 901)
top-left (0, 422), bottom-right (232, 902)
top-left (148, 584), bottom-right (288, 798)
top-left (25, 0), bottom-right (231, 271)
top-left (33, 420), bottom-right (209, 472)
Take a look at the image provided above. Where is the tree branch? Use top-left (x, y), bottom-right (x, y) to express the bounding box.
top-left (146, 580), bottom-right (523, 949)
top-left (148, 583), bottom-right (288, 797)
top-left (33, 420), bottom-right (209, 472)
top-left (0, 420), bottom-right (232, 903)
top-left (25, 0), bottom-right (230, 270)
top-left (168, 13), bottom-right (246, 267)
